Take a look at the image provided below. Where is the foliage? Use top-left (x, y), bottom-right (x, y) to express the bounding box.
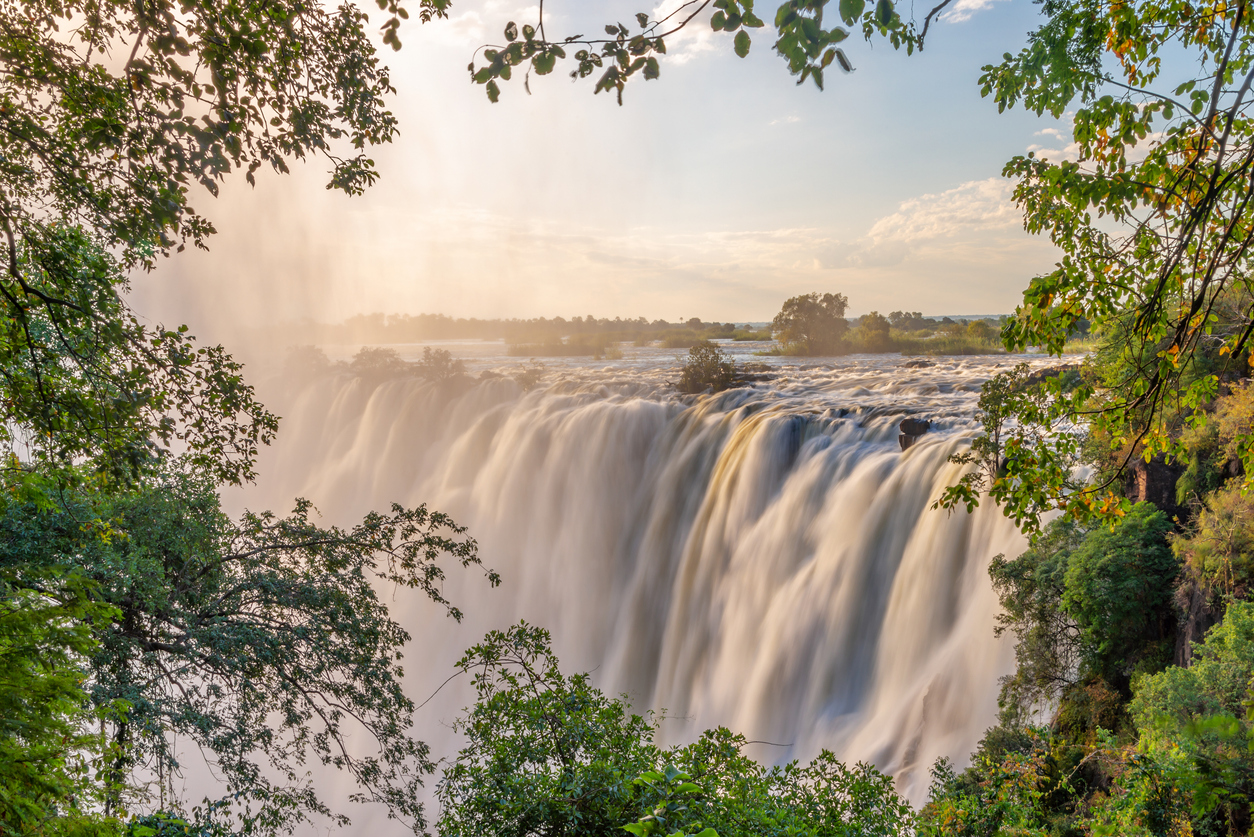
top-left (854, 311), bottom-right (891, 352)
top-left (0, 0), bottom-right (447, 481)
top-left (513, 361), bottom-right (547, 391)
top-left (677, 341), bottom-right (737, 394)
top-left (987, 505), bottom-right (1177, 733)
top-left (467, 0), bottom-right (931, 105)
top-left (1175, 381), bottom-right (1254, 509)
top-left (889, 311), bottom-right (931, 332)
top-left (436, 622), bottom-right (662, 837)
top-left (416, 347), bottom-right (467, 382)
top-left (920, 730), bottom-right (1194, 837)
top-left (622, 766), bottom-right (716, 837)
top-left (1132, 601), bottom-right (1254, 834)
top-left (911, 0), bottom-right (1254, 527)
top-left (0, 469), bottom-right (496, 833)
top-left (988, 515), bottom-right (1088, 725)
top-left (770, 293), bottom-right (849, 356)
top-left (349, 346), bottom-right (410, 381)
top-left (1172, 484), bottom-right (1254, 601)
top-left (1062, 503), bottom-right (1178, 684)
top-left (0, 229), bottom-right (276, 487)
top-left (0, 565), bottom-right (117, 837)
top-left (438, 623), bottom-right (917, 837)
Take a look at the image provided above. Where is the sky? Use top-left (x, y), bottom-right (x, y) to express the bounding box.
top-left (131, 0), bottom-right (1079, 333)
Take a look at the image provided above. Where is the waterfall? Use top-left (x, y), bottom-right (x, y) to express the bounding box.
top-left (229, 353), bottom-right (1035, 822)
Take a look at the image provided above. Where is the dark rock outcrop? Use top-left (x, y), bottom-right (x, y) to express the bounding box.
top-left (1175, 578), bottom-right (1221, 667)
top-left (902, 359), bottom-right (935, 369)
top-left (1126, 453), bottom-right (1187, 521)
top-left (899, 417), bottom-right (932, 451)
top-left (1022, 363), bottom-right (1081, 388)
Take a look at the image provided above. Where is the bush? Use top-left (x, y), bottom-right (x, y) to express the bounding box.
top-left (349, 346), bottom-right (409, 380)
top-left (438, 624), bottom-right (916, 837)
top-left (677, 341), bottom-right (736, 394)
top-left (1131, 601), bottom-right (1254, 833)
top-left (416, 346), bottom-right (466, 382)
top-left (855, 311), bottom-right (891, 352)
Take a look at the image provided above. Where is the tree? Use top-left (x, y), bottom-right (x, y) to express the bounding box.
top-left (677, 341), bottom-right (737, 393)
top-left (437, 623), bottom-right (916, 837)
top-left (770, 293), bottom-right (849, 356)
top-left (0, 468), bottom-right (496, 833)
top-left (0, 0), bottom-right (459, 483)
top-left (856, 311), bottom-right (891, 352)
top-left (915, 0), bottom-right (1254, 526)
top-left (350, 346), bottom-right (411, 381)
top-left (1132, 601), bottom-right (1254, 834)
top-left (466, 0), bottom-right (926, 105)
top-left (416, 347), bottom-right (467, 383)
top-left (0, 565), bottom-right (116, 836)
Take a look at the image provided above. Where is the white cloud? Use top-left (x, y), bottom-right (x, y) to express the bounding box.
top-left (865, 178), bottom-right (1020, 241)
top-left (649, 0), bottom-right (727, 64)
top-left (941, 0), bottom-right (1009, 23)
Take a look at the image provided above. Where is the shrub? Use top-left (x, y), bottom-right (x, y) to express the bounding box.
top-left (677, 341), bottom-right (736, 394)
top-left (349, 346), bottom-right (409, 380)
top-left (416, 346), bottom-right (466, 382)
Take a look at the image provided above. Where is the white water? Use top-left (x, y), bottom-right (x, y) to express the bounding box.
top-left (230, 345), bottom-right (1055, 829)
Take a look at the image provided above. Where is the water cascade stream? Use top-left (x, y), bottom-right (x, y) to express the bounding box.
top-left (230, 350), bottom-right (1049, 824)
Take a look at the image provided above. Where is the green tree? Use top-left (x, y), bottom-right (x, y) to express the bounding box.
top-left (988, 505), bottom-right (1178, 730)
top-left (0, 468), bottom-right (496, 833)
top-left (770, 293), bottom-right (849, 356)
top-left (856, 311), bottom-right (891, 352)
top-left (1062, 503), bottom-right (1178, 685)
top-left (677, 341), bottom-right (737, 394)
top-left (919, 0), bottom-right (1254, 527)
top-left (437, 623), bottom-right (916, 837)
top-left (0, 565), bottom-right (116, 837)
top-left (416, 347), bottom-right (467, 383)
top-left (1132, 601), bottom-right (1254, 834)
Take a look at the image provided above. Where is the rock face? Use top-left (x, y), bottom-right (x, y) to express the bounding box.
top-left (1126, 453), bottom-right (1186, 522)
top-left (899, 417), bottom-right (931, 451)
top-left (902, 359), bottom-right (935, 369)
top-left (1022, 363), bottom-right (1081, 388)
top-left (1175, 579), bottom-right (1220, 667)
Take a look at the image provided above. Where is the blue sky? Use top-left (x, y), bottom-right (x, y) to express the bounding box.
top-left (135, 0), bottom-right (1078, 328)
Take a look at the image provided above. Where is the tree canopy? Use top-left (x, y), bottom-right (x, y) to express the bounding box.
top-left (770, 292), bottom-right (849, 356)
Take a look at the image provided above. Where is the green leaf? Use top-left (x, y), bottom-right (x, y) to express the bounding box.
top-left (636, 12), bottom-right (649, 28)
top-left (734, 30), bottom-right (751, 58)
top-left (486, 79), bottom-right (500, 102)
top-left (839, 0), bottom-right (866, 25)
top-left (534, 52), bottom-right (557, 75)
top-left (504, 21), bottom-right (518, 41)
top-left (711, 10), bottom-right (727, 29)
top-left (875, 0), bottom-right (893, 26)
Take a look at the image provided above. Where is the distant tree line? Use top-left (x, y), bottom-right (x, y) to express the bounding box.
top-left (268, 313), bottom-right (771, 351)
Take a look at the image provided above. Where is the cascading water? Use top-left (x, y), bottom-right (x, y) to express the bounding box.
top-left (228, 346), bottom-right (1052, 827)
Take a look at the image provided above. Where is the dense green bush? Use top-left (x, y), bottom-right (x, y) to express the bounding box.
top-left (1132, 601), bottom-right (1254, 834)
top-left (677, 342), bottom-right (737, 394)
top-left (438, 624), bottom-right (916, 837)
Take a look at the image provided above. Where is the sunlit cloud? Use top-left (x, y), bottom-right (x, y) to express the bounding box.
top-left (941, 0), bottom-right (1010, 23)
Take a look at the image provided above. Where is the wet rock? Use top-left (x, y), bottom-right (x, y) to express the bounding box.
top-left (902, 359), bottom-right (935, 369)
top-left (899, 417), bottom-right (931, 451)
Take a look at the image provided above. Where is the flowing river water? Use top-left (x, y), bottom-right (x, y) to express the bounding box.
top-left (226, 342), bottom-right (1064, 828)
